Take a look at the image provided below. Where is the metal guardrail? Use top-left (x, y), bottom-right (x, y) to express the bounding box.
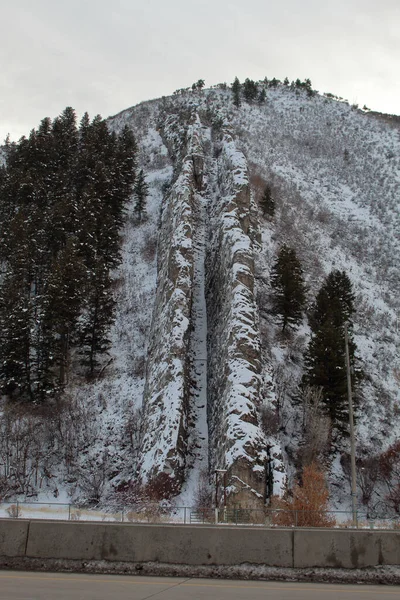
top-left (0, 501), bottom-right (399, 529)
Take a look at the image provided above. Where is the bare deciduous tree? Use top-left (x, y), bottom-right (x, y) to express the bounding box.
top-left (298, 386), bottom-right (331, 467)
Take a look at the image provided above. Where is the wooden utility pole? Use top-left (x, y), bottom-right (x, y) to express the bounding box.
top-left (344, 322), bottom-right (358, 527)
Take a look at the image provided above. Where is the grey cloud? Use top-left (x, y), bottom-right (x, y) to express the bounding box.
top-left (0, 0), bottom-right (398, 140)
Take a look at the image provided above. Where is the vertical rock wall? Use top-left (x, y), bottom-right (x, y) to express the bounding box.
top-left (206, 129), bottom-right (268, 507)
top-left (139, 114), bottom-right (204, 493)
top-left (140, 112), bottom-right (268, 505)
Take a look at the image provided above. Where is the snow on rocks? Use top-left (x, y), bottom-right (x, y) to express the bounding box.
top-left (206, 126), bottom-right (272, 507)
top-left (139, 113), bottom-right (205, 493)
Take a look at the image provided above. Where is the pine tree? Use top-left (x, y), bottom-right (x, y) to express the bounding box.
top-left (270, 245), bottom-right (306, 331)
top-left (243, 78), bottom-right (258, 102)
top-left (0, 107), bottom-right (137, 401)
top-left (303, 270), bottom-right (358, 437)
top-left (269, 77), bottom-right (280, 88)
top-left (304, 78), bottom-right (314, 97)
top-left (0, 270), bottom-right (32, 398)
top-left (134, 169), bottom-right (149, 222)
top-left (308, 270), bottom-right (355, 331)
top-left (231, 77), bottom-right (241, 108)
top-left (260, 184), bottom-right (275, 218)
top-left (258, 88), bottom-right (267, 104)
top-left (43, 239), bottom-right (85, 386)
top-left (79, 263), bottom-right (115, 377)
top-left (114, 125), bottom-right (137, 227)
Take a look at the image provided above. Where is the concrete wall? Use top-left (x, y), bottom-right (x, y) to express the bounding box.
top-left (293, 528), bottom-right (400, 569)
top-left (1, 520), bottom-right (399, 569)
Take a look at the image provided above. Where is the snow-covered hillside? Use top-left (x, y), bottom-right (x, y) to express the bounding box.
top-left (101, 84), bottom-right (400, 511)
top-left (2, 83), bottom-right (400, 515)
top-left (108, 85), bottom-right (400, 512)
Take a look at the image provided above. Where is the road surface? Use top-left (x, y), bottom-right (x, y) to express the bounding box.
top-left (0, 571), bottom-right (399, 599)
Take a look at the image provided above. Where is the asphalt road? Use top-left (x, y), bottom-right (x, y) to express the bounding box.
top-left (0, 571), bottom-right (399, 600)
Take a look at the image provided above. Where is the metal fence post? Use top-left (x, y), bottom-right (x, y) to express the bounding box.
top-left (68, 504), bottom-right (71, 521)
top-left (184, 507), bottom-right (187, 525)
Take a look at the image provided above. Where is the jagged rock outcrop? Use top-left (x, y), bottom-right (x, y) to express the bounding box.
top-left (141, 110), bottom-right (270, 504)
top-left (139, 114), bottom-right (204, 493)
top-left (206, 127), bottom-right (268, 508)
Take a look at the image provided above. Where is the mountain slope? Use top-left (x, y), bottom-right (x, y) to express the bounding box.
top-left (1, 82), bottom-right (399, 514)
top-left (109, 84), bottom-right (400, 511)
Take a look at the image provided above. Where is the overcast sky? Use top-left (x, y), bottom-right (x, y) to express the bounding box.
top-left (1, 0), bottom-right (399, 141)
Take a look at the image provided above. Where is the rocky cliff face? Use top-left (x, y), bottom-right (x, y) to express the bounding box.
top-left (104, 83), bottom-right (400, 514)
top-left (205, 127), bottom-right (268, 507)
top-left (139, 113), bottom-right (205, 493)
top-left (4, 84), bottom-right (399, 511)
top-left (140, 104), bottom-right (271, 505)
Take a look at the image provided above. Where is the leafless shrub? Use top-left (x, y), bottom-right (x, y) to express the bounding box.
top-left (316, 208), bottom-right (331, 225)
top-left (193, 469), bottom-right (213, 509)
top-left (114, 480), bottom-right (169, 523)
top-left (249, 169), bottom-right (267, 204)
top-left (285, 332), bottom-right (307, 364)
top-left (141, 231), bottom-right (157, 263)
top-left (271, 462), bottom-right (335, 527)
top-left (124, 406), bottom-right (142, 460)
top-left (298, 386), bottom-right (331, 467)
top-left (131, 356), bottom-right (146, 378)
top-left (78, 450), bottom-right (110, 505)
top-left (0, 475), bottom-right (13, 502)
top-left (273, 364), bottom-right (297, 432)
top-left (378, 441), bottom-right (400, 515)
top-left (341, 450), bottom-right (382, 512)
top-left (357, 454), bottom-right (380, 507)
top-left (145, 472), bottom-right (181, 501)
top-left (0, 406), bottom-right (56, 497)
top-left (6, 504), bottom-right (19, 518)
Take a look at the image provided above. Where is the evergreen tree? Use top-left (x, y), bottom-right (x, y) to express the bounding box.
top-left (269, 77), bottom-right (280, 88)
top-left (258, 88), bottom-right (267, 104)
top-left (260, 184), bottom-right (275, 218)
top-left (0, 269), bottom-right (32, 398)
top-left (304, 78), bottom-right (314, 97)
top-left (114, 125), bottom-right (137, 227)
top-left (0, 107), bottom-right (137, 401)
top-left (243, 78), bottom-right (258, 102)
top-left (231, 77), bottom-right (241, 108)
top-left (303, 270), bottom-right (358, 437)
top-left (270, 245), bottom-right (306, 331)
top-left (309, 270), bottom-right (355, 331)
top-left (134, 169), bottom-right (149, 222)
top-left (43, 239), bottom-right (85, 386)
top-left (79, 263), bottom-right (115, 377)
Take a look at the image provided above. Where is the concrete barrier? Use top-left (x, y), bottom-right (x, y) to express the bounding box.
top-left (1, 519), bottom-right (400, 570)
top-left (294, 528), bottom-right (400, 569)
top-left (0, 519), bottom-right (29, 557)
top-left (26, 521), bottom-right (293, 567)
